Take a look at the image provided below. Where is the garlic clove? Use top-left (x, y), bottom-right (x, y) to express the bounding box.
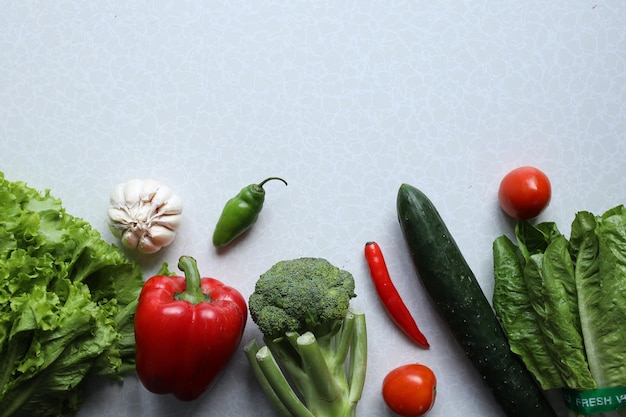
top-left (157, 193), bottom-right (183, 215)
top-left (138, 179), bottom-right (162, 202)
top-left (146, 224), bottom-right (177, 247)
top-left (123, 179), bottom-right (146, 204)
top-left (107, 207), bottom-right (131, 224)
top-left (150, 184), bottom-right (174, 207)
top-left (138, 238), bottom-right (162, 255)
top-left (109, 183), bottom-right (128, 207)
top-left (121, 229), bottom-right (140, 250)
top-left (109, 221), bottom-right (126, 239)
top-left (153, 213), bottom-right (183, 230)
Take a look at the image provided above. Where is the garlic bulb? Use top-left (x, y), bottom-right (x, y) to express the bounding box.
top-left (108, 179), bottom-right (183, 254)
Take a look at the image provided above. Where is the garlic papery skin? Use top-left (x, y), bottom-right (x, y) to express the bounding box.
top-left (108, 179), bottom-right (183, 254)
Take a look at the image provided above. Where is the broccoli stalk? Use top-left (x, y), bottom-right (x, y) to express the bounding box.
top-left (245, 311), bottom-right (367, 417)
top-left (244, 258), bottom-right (368, 417)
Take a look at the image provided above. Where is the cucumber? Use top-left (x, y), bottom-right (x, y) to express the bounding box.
top-left (396, 183), bottom-right (557, 417)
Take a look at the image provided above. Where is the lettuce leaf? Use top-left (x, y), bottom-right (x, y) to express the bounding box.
top-left (0, 173), bottom-right (144, 417)
top-left (524, 236), bottom-right (595, 390)
top-left (493, 235), bottom-right (565, 389)
top-left (574, 207), bottom-right (626, 388)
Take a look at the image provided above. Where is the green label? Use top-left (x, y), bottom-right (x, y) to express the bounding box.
top-left (563, 386), bottom-right (626, 415)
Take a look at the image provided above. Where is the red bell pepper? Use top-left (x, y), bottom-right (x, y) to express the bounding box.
top-left (134, 256), bottom-right (247, 401)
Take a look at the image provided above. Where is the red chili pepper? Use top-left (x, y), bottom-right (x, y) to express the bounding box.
top-left (364, 241), bottom-right (430, 348)
top-left (134, 256), bottom-right (247, 401)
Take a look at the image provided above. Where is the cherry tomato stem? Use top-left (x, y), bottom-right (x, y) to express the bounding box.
top-left (364, 241), bottom-right (429, 348)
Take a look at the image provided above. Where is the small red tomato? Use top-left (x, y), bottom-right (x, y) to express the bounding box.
top-left (382, 364), bottom-right (437, 417)
top-left (498, 166), bottom-right (552, 220)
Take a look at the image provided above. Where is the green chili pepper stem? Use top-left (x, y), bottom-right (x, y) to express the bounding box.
top-left (176, 256), bottom-right (210, 304)
top-left (258, 177), bottom-right (288, 188)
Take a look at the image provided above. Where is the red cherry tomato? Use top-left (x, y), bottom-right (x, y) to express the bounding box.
top-left (382, 364), bottom-right (437, 417)
top-left (498, 166), bottom-right (551, 220)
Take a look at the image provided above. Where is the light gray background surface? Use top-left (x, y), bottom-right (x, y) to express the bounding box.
top-left (2, 1), bottom-right (625, 416)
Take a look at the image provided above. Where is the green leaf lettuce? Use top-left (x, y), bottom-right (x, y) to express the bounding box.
top-left (0, 173), bottom-right (144, 417)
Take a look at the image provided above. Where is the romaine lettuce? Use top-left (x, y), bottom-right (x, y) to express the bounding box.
top-left (494, 206), bottom-right (626, 415)
top-left (0, 173), bottom-right (144, 417)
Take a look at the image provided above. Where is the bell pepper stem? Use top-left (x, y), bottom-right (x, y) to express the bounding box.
top-left (176, 256), bottom-right (209, 304)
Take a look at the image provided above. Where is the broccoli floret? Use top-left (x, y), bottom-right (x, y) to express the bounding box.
top-left (248, 257), bottom-right (356, 339)
top-left (244, 257), bottom-right (367, 417)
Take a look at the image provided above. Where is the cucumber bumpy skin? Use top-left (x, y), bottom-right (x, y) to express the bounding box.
top-left (396, 183), bottom-right (557, 417)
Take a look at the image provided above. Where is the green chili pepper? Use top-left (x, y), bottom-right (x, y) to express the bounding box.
top-left (212, 177), bottom-right (288, 248)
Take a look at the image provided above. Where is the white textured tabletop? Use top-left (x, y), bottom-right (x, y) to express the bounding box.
top-left (1, 1), bottom-right (625, 417)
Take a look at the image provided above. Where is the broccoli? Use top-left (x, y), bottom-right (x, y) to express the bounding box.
top-left (244, 257), bottom-right (367, 417)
